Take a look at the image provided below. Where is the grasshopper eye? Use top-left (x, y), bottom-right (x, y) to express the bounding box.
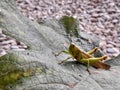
top-left (69, 44), bottom-right (74, 51)
top-left (70, 43), bottom-right (75, 48)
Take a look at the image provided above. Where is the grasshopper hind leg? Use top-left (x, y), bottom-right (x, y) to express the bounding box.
top-left (86, 68), bottom-right (91, 75)
top-left (81, 59), bottom-right (92, 74)
top-left (86, 60), bottom-right (91, 75)
top-left (87, 47), bottom-right (98, 55)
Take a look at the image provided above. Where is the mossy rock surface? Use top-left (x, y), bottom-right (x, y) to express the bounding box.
top-left (0, 53), bottom-right (34, 89)
top-left (0, 0), bottom-right (120, 90)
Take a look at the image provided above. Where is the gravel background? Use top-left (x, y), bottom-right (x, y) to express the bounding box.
top-left (1, 0), bottom-right (120, 58)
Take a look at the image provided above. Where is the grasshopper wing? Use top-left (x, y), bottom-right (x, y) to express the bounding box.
top-left (92, 61), bottom-right (110, 70)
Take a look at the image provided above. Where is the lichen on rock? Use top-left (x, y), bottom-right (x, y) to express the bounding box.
top-left (60, 16), bottom-right (79, 37)
top-left (0, 53), bottom-right (33, 89)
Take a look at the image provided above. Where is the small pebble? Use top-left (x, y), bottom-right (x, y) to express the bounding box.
top-left (12, 48), bottom-right (26, 51)
top-left (106, 48), bottom-right (115, 53)
top-left (99, 41), bottom-right (107, 47)
top-left (1, 40), bottom-right (16, 44)
top-left (106, 44), bottom-right (113, 48)
top-left (91, 13), bottom-right (100, 18)
top-left (106, 48), bottom-right (119, 54)
top-left (0, 49), bottom-right (6, 56)
top-left (1, 44), bottom-right (11, 50)
top-left (11, 45), bottom-right (19, 49)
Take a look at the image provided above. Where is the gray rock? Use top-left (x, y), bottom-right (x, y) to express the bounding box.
top-left (0, 0), bottom-right (120, 90)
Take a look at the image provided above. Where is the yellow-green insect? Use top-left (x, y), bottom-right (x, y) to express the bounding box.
top-left (54, 43), bottom-right (110, 74)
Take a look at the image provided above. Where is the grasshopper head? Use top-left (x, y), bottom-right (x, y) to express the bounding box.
top-left (69, 43), bottom-right (76, 51)
top-left (69, 43), bottom-right (80, 57)
top-left (69, 43), bottom-right (77, 57)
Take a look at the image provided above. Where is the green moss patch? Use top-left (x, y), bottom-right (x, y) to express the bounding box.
top-left (60, 16), bottom-right (79, 37)
top-left (0, 53), bottom-right (33, 89)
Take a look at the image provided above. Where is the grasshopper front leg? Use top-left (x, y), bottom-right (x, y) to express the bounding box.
top-left (58, 57), bottom-right (73, 64)
top-left (53, 50), bottom-right (73, 64)
top-left (52, 50), bottom-right (69, 56)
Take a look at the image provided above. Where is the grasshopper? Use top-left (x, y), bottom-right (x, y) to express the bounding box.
top-left (54, 43), bottom-right (110, 74)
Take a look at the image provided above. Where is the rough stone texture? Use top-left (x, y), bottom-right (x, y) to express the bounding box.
top-left (0, 0), bottom-right (120, 90)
